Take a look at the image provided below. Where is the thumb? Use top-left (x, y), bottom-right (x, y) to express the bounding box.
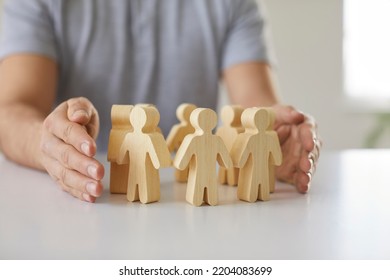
top-left (67, 97), bottom-right (100, 139)
top-left (272, 104), bottom-right (305, 129)
top-left (67, 97), bottom-right (93, 125)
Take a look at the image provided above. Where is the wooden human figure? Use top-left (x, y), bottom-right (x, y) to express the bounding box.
top-left (118, 105), bottom-right (171, 203)
top-left (166, 103), bottom-right (197, 182)
top-left (107, 105), bottom-right (134, 194)
top-left (174, 108), bottom-right (232, 206)
top-left (267, 111), bottom-right (277, 193)
top-left (138, 104), bottom-right (163, 134)
top-left (216, 105), bottom-right (244, 186)
top-left (231, 107), bottom-right (282, 202)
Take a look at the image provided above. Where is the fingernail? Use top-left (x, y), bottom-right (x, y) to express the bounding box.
top-left (81, 142), bottom-right (90, 155)
top-left (86, 182), bottom-right (97, 196)
top-left (72, 110), bottom-right (88, 119)
top-left (83, 193), bottom-right (93, 202)
top-left (87, 165), bottom-right (98, 179)
top-left (291, 110), bottom-right (304, 119)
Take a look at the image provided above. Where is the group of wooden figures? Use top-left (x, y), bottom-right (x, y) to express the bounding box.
top-left (107, 103), bottom-right (282, 206)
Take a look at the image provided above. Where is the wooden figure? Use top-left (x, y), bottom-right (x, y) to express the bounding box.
top-left (230, 107), bottom-right (282, 202)
top-left (267, 111), bottom-right (277, 193)
top-left (216, 105), bottom-right (244, 186)
top-left (138, 103), bottom-right (163, 134)
top-left (166, 103), bottom-right (197, 182)
top-left (117, 105), bottom-right (171, 203)
top-left (107, 105), bottom-right (134, 194)
top-left (173, 108), bottom-right (232, 206)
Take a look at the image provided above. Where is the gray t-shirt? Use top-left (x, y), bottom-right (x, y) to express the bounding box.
top-left (0, 0), bottom-right (271, 150)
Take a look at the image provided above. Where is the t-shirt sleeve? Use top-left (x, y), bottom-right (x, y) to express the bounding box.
top-left (221, 0), bottom-right (275, 70)
top-left (0, 0), bottom-right (58, 61)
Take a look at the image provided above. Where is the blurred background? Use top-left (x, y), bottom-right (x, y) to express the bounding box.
top-left (1, 0), bottom-right (389, 150)
top-left (234, 0), bottom-right (390, 150)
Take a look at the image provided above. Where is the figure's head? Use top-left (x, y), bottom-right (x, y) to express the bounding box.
top-left (190, 108), bottom-right (217, 133)
top-left (176, 103), bottom-right (197, 123)
top-left (220, 105), bottom-right (243, 127)
top-left (111, 105), bottom-right (133, 128)
top-left (130, 105), bottom-right (160, 133)
top-left (241, 107), bottom-right (272, 132)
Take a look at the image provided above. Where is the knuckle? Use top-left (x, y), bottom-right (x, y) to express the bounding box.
top-left (39, 140), bottom-right (49, 154)
top-left (59, 168), bottom-right (69, 184)
top-left (63, 123), bottom-right (75, 142)
top-left (69, 188), bottom-right (80, 199)
top-left (60, 146), bottom-right (72, 167)
top-left (68, 97), bottom-right (90, 108)
top-left (287, 105), bottom-right (295, 110)
top-left (60, 184), bottom-right (68, 193)
top-left (43, 116), bottom-right (53, 131)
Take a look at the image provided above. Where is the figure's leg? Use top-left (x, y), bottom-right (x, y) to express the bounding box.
top-left (237, 156), bottom-right (257, 202)
top-left (127, 171), bottom-right (139, 202)
top-left (175, 166), bottom-right (189, 183)
top-left (258, 170), bottom-right (270, 201)
top-left (140, 160), bottom-right (160, 204)
top-left (203, 168), bottom-right (218, 206)
top-left (269, 157), bottom-right (276, 193)
top-left (204, 177), bottom-right (218, 206)
top-left (227, 167), bottom-right (239, 186)
top-left (186, 166), bottom-right (203, 206)
top-left (218, 167), bottom-right (227, 185)
top-left (110, 163), bottom-right (129, 194)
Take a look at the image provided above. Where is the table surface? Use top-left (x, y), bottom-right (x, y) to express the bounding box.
top-left (1, 150), bottom-right (389, 260)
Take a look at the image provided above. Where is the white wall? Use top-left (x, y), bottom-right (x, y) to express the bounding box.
top-left (263, 0), bottom-right (388, 150)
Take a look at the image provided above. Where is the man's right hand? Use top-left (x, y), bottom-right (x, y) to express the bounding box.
top-left (40, 97), bottom-right (105, 203)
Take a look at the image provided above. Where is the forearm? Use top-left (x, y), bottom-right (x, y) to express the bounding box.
top-left (0, 102), bottom-right (45, 170)
top-left (223, 62), bottom-right (281, 108)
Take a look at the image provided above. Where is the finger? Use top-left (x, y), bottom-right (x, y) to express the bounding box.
top-left (273, 105), bottom-right (305, 129)
top-left (44, 104), bottom-right (97, 157)
top-left (312, 136), bottom-right (322, 161)
top-left (67, 97), bottom-right (94, 125)
top-left (43, 157), bottom-right (103, 198)
top-left (67, 97), bottom-right (100, 139)
top-left (299, 151), bottom-right (312, 174)
top-left (294, 171), bottom-right (311, 193)
top-left (300, 130), bottom-right (321, 174)
top-left (41, 132), bottom-right (104, 180)
top-left (276, 125), bottom-right (291, 145)
top-left (299, 122), bottom-right (316, 152)
top-left (60, 181), bottom-right (97, 203)
top-left (275, 156), bottom-right (297, 185)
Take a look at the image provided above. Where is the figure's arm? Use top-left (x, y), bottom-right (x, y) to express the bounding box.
top-left (147, 134), bottom-right (172, 169)
top-left (269, 132), bottom-right (283, 166)
top-left (223, 62), bottom-right (321, 193)
top-left (107, 132), bottom-right (118, 161)
top-left (216, 137), bottom-right (233, 169)
top-left (0, 55), bottom-right (104, 202)
top-left (230, 135), bottom-right (251, 168)
top-left (117, 134), bottom-right (130, 165)
top-left (173, 135), bottom-right (194, 171)
top-left (166, 125), bottom-right (180, 152)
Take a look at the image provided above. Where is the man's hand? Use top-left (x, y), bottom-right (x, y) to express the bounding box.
top-left (40, 97), bottom-right (105, 202)
top-left (272, 105), bottom-right (321, 193)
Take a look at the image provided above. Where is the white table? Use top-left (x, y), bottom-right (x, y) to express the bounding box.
top-left (1, 150), bottom-right (389, 259)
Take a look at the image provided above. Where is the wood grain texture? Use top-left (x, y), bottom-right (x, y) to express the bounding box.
top-left (107, 105), bottom-right (133, 194)
top-left (216, 105), bottom-right (244, 186)
top-left (174, 108), bottom-right (232, 206)
top-left (166, 103), bottom-right (197, 182)
top-left (231, 107), bottom-right (282, 202)
top-left (118, 105), bottom-right (171, 203)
